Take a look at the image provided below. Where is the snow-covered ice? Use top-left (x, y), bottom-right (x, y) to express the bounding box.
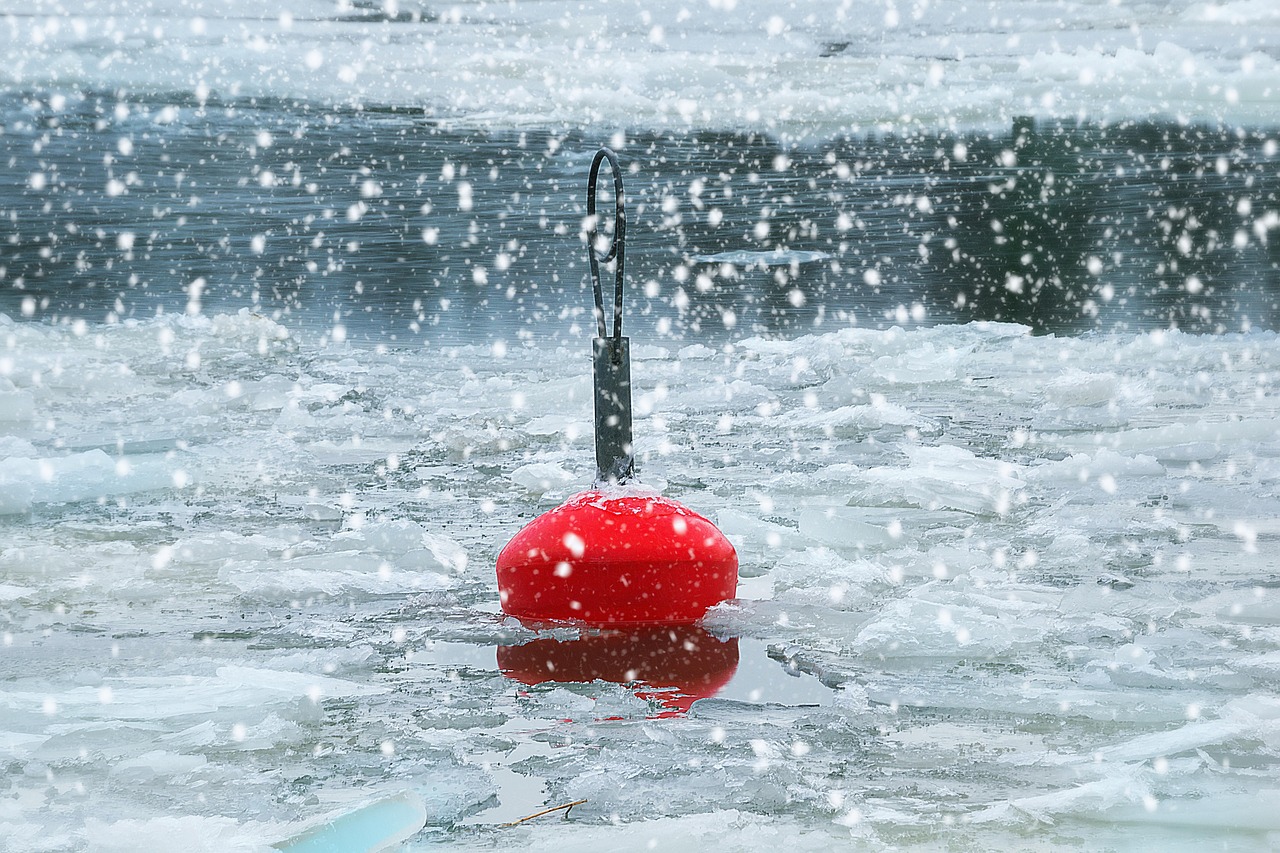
top-left (3, 310), bottom-right (1279, 849)
top-left (1, 0), bottom-right (1277, 137)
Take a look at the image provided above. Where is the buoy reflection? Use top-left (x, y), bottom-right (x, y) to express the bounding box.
top-left (497, 625), bottom-right (739, 716)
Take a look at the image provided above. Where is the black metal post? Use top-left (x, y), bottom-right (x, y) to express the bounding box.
top-left (586, 148), bottom-right (635, 485)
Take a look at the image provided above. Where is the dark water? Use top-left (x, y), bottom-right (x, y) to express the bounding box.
top-left (2, 91), bottom-right (1278, 343)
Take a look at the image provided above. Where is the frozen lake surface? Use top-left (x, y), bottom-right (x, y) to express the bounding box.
top-left (2, 0), bottom-right (1280, 850)
top-left (3, 314), bottom-right (1280, 850)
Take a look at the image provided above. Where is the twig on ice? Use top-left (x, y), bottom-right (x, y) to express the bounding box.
top-left (499, 799), bottom-right (588, 827)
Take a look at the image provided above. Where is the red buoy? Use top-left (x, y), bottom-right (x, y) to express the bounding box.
top-left (497, 490), bottom-right (738, 625)
top-left (496, 148), bottom-right (738, 628)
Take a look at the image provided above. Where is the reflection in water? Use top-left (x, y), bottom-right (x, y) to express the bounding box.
top-left (498, 626), bottom-right (739, 716)
top-left (1, 91), bottom-right (1277, 338)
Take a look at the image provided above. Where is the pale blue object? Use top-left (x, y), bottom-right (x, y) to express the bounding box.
top-left (274, 792), bottom-right (427, 853)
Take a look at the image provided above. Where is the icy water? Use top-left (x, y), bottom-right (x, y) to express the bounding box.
top-left (4, 0), bottom-right (1280, 851)
top-left (2, 97), bottom-right (1278, 340)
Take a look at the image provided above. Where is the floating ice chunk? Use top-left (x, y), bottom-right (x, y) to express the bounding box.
top-left (506, 375), bottom-right (590, 415)
top-left (65, 432), bottom-right (188, 456)
top-left (0, 583), bottom-right (34, 601)
top-left (671, 379), bottom-right (776, 413)
top-left (852, 592), bottom-right (1043, 659)
top-left (886, 721), bottom-right (1042, 758)
top-left (0, 456), bottom-right (76, 515)
top-left (1184, 0), bottom-right (1280, 24)
top-left (1237, 650), bottom-right (1280, 678)
top-left (1040, 370), bottom-right (1120, 408)
top-left (831, 681), bottom-right (870, 712)
top-left (0, 667), bottom-right (388, 722)
top-left (0, 377), bottom-right (35, 422)
top-left (1052, 417), bottom-right (1280, 460)
top-left (1232, 694), bottom-right (1280, 719)
top-left (208, 307), bottom-right (290, 344)
top-left (84, 814), bottom-right (269, 853)
top-left (797, 507), bottom-right (899, 551)
top-left (1030, 406), bottom-right (1132, 432)
top-left (769, 547), bottom-right (889, 609)
top-left (234, 374), bottom-right (296, 411)
top-left (174, 517), bottom-right (465, 591)
top-left (968, 774), bottom-right (1148, 826)
top-left (0, 436), bottom-right (38, 457)
top-left (1083, 642), bottom-right (1250, 690)
top-left (274, 791), bottom-right (427, 853)
top-left (789, 401), bottom-right (934, 434)
top-left (161, 529), bottom-right (310, 567)
top-left (715, 508), bottom-right (800, 552)
top-left (1015, 694), bottom-right (1280, 769)
top-left (1189, 586), bottom-right (1280, 624)
top-left (217, 666), bottom-right (388, 701)
top-left (222, 555), bottom-right (458, 599)
top-left (0, 449), bottom-right (179, 515)
top-left (852, 445), bottom-right (1024, 515)
top-left (789, 462), bottom-right (864, 490)
top-left (1091, 697), bottom-right (1280, 763)
top-left (1097, 789), bottom-right (1280, 831)
top-left (285, 381), bottom-right (353, 408)
top-left (866, 673), bottom-right (1204, 724)
top-left (413, 762), bottom-right (501, 827)
top-left (1030, 449), bottom-right (1165, 483)
top-left (0, 730), bottom-right (47, 758)
top-left (1100, 718), bottom-right (1256, 764)
top-left (464, 810), bottom-right (837, 853)
top-left (349, 520), bottom-right (469, 572)
top-left (677, 343), bottom-right (717, 360)
top-left (522, 413), bottom-right (589, 442)
top-left (691, 249), bottom-right (832, 266)
top-left (531, 687), bottom-right (606, 717)
top-left (737, 333), bottom-right (850, 376)
top-left (702, 599), bottom-right (872, 645)
top-left (108, 750), bottom-right (208, 782)
top-left (301, 501), bottom-right (344, 521)
top-left (868, 342), bottom-right (966, 384)
top-left (509, 462), bottom-right (577, 495)
top-left (250, 647), bottom-right (378, 680)
top-left (306, 439), bottom-right (414, 465)
top-left (153, 721), bottom-right (221, 751)
top-left (231, 713), bottom-right (311, 752)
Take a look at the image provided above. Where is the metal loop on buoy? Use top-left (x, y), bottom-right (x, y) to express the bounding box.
top-left (587, 148), bottom-right (626, 343)
top-left (586, 147), bottom-right (634, 485)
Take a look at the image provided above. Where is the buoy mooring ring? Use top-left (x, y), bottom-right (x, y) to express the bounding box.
top-left (496, 148), bottom-right (738, 627)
